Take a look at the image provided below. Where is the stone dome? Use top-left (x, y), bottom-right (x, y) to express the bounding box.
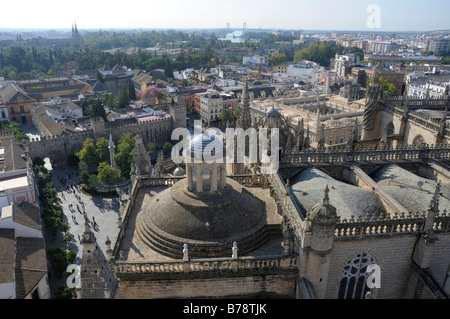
top-left (136, 178), bottom-right (279, 258)
top-left (189, 133), bottom-right (224, 160)
top-left (266, 106), bottom-right (281, 117)
top-left (173, 166), bottom-right (185, 176)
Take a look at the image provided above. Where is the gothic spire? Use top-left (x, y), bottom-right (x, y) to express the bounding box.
top-left (237, 82), bottom-right (252, 130)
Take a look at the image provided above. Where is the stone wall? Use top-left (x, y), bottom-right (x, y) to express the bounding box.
top-left (326, 231), bottom-right (450, 299)
top-left (27, 116), bottom-right (173, 165)
top-left (118, 274), bottom-right (296, 299)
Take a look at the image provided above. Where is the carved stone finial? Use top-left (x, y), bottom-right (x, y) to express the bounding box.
top-left (183, 243), bottom-right (189, 262)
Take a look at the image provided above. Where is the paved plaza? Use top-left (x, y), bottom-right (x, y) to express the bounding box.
top-left (44, 166), bottom-right (122, 293)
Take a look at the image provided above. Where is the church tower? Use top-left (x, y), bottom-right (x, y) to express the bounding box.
top-left (79, 221), bottom-right (118, 298)
top-left (361, 70), bottom-right (381, 141)
top-left (237, 82), bottom-right (252, 130)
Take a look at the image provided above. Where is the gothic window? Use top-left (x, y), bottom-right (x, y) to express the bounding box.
top-left (385, 122), bottom-right (394, 136)
top-left (412, 135), bottom-right (425, 147)
top-left (337, 252), bottom-right (376, 299)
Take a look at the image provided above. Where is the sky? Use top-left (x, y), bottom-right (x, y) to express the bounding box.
top-left (0, 0), bottom-right (449, 32)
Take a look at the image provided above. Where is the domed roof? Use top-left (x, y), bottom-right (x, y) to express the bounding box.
top-left (136, 178), bottom-right (271, 258)
top-left (266, 106), bottom-right (281, 117)
top-left (173, 166), bottom-right (185, 176)
top-left (189, 133), bottom-right (223, 159)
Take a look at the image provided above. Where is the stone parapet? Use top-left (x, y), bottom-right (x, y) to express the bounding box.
top-left (334, 211), bottom-right (450, 240)
top-left (113, 255), bottom-right (299, 280)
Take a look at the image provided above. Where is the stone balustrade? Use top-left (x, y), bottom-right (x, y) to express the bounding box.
top-left (283, 144), bottom-right (450, 165)
top-left (334, 211), bottom-right (450, 240)
top-left (113, 255), bottom-right (299, 275)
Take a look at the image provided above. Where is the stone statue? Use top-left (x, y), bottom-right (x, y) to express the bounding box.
top-left (183, 243), bottom-right (189, 262)
top-left (232, 241), bottom-right (238, 260)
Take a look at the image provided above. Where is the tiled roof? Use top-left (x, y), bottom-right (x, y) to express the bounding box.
top-left (0, 229), bottom-right (15, 284)
top-left (0, 84), bottom-right (34, 104)
top-left (14, 237), bottom-right (47, 299)
top-left (3, 140), bottom-right (27, 172)
top-left (13, 202), bottom-right (41, 230)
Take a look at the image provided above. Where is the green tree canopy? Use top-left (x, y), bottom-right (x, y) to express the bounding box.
top-left (46, 248), bottom-right (76, 277)
top-left (54, 284), bottom-right (77, 299)
top-left (269, 53), bottom-right (287, 66)
top-left (147, 141), bottom-right (157, 153)
top-left (118, 86), bottom-right (130, 108)
top-left (162, 142), bottom-right (172, 154)
top-left (294, 41), bottom-right (342, 68)
top-left (114, 132), bottom-right (135, 179)
top-left (219, 108), bottom-right (233, 123)
top-left (378, 77), bottom-right (397, 97)
top-left (95, 137), bottom-right (110, 164)
top-left (97, 162), bottom-right (117, 185)
top-left (164, 57), bottom-right (174, 79)
top-left (0, 120), bottom-right (29, 142)
top-left (75, 138), bottom-right (99, 167)
top-left (128, 81), bottom-right (137, 101)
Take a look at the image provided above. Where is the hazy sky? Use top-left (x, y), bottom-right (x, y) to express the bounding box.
top-left (1, 0), bottom-right (449, 32)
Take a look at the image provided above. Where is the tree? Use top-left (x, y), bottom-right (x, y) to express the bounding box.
top-left (294, 41), bottom-right (342, 67)
top-left (128, 81), bottom-right (137, 101)
top-left (162, 142), bottom-right (172, 154)
top-left (269, 53), bottom-right (287, 66)
top-left (233, 105), bottom-right (242, 119)
top-left (114, 132), bottom-right (135, 178)
top-left (147, 141), bottom-right (157, 153)
top-left (76, 138), bottom-right (99, 168)
top-left (118, 86), bottom-right (130, 108)
top-left (91, 99), bottom-right (106, 119)
top-left (378, 77), bottom-right (396, 97)
top-left (46, 248), bottom-right (76, 277)
top-left (95, 137), bottom-right (110, 164)
top-left (219, 108), bottom-right (233, 123)
top-left (97, 162), bottom-right (117, 186)
top-left (0, 120), bottom-right (29, 142)
top-left (54, 284), bottom-right (77, 299)
top-left (164, 57), bottom-right (174, 79)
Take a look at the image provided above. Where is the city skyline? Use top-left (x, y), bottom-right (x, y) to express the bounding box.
top-left (0, 0), bottom-right (449, 32)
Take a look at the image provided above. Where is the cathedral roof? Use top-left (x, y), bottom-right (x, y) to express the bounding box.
top-left (291, 167), bottom-right (384, 219)
top-left (372, 164), bottom-right (450, 213)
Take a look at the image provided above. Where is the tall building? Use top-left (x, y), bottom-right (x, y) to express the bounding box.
top-left (427, 38), bottom-right (450, 55)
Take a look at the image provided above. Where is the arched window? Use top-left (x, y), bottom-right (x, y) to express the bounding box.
top-left (202, 169), bottom-right (211, 192)
top-left (338, 252), bottom-right (377, 299)
top-left (385, 122), bottom-right (394, 136)
top-left (412, 135), bottom-right (425, 147)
